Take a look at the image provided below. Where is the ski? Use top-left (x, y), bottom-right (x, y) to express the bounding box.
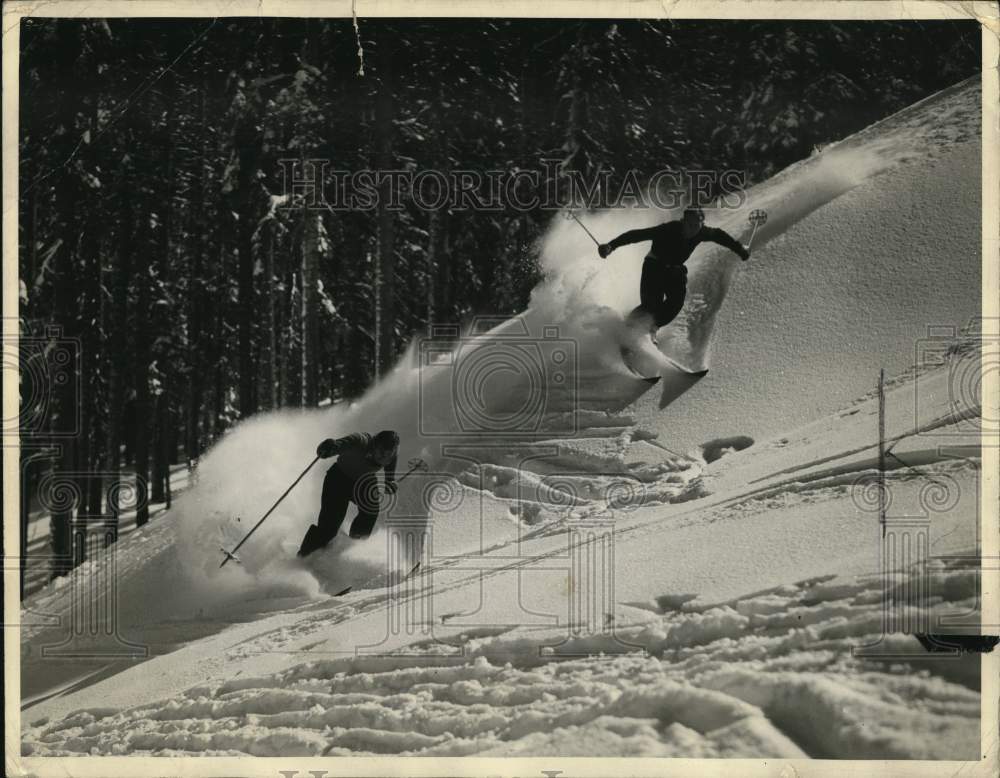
top-left (333, 561), bottom-right (422, 598)
top-left (620, 345), bottom-right (659, 380)
top-left (620, 340), bottom-right (705, 379)
top-left (662, 355), bottom-right (709, 377)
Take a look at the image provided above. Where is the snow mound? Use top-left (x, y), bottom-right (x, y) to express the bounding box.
top-left (23, 558), bottom-right (980, 758)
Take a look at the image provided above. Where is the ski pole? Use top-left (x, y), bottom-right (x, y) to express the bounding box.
top-left (220, 455), bottom-right (321, 568)
top-left (562, 209), bottom-right (605, 294)
top-left (564, 209), bottom-right (601, 246)
top-left (746, 209), bottom-right (768, 250)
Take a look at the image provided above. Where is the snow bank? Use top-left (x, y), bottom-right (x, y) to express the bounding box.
top-left (23, 560), bottom-right (980, 758)
top-left (632, 78), bottom-right (982, 449)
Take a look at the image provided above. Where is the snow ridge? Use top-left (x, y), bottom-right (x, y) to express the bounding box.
top-left (23, 560), bottom-right (979, 758)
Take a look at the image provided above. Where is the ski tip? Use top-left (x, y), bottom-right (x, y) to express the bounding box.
top-left (333, 586), bottom-right (353, 597)
top-left (661, 357), bottom-right (709, 377)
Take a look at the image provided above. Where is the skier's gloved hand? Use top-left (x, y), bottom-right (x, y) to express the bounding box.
top-left (384, 480), bottom-right (398, 495)
top-left (598, 243), bottom-right (612, 259)
top-left (740, 244), bottom-right (751, 261)
top-left (317, 438), bottom-right (338, 458)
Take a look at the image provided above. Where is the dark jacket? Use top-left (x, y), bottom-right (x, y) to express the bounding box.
top-left (325, 432), bottom-right (397, 486)
top-left (609, 220), bottom-right (747, 265)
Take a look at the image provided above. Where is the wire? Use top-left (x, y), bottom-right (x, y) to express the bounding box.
top-left (24, 18), bottom-right (219, 197)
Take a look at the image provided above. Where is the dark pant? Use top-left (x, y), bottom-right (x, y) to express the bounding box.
top-left (629, 259), bottom-right (688, 331)
top-left (297, 467), bottom-right (381, 557)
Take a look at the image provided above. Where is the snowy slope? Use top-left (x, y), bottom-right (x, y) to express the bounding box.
top-left (557, 76), bottom-right (982, 450)
top-left (21, 354), bottom-right (984, 759)
top-left (19, 76), bottom-right (988, 762)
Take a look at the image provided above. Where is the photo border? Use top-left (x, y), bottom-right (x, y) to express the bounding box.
top-left (4, 2), bottom-right (998, 776)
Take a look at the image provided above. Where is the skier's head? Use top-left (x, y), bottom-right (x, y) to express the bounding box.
top-left (682, 206), bottom-right (704, 237)
top-left (372, 430), bottom-right (400, 466)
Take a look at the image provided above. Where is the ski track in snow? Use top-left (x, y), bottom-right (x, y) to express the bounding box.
top-left (23, 558), bottom-right (981, 758)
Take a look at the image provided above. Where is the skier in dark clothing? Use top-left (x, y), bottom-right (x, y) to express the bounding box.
top-left (297, 430), bottom-right (400, 558)
top-left (598, 207), bottom-right (750, 336)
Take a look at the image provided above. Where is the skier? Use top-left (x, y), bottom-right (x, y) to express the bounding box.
top-left (598, 207), bottom-right (751, 338)
top-left (297, 430), bottom-right (400, 558)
